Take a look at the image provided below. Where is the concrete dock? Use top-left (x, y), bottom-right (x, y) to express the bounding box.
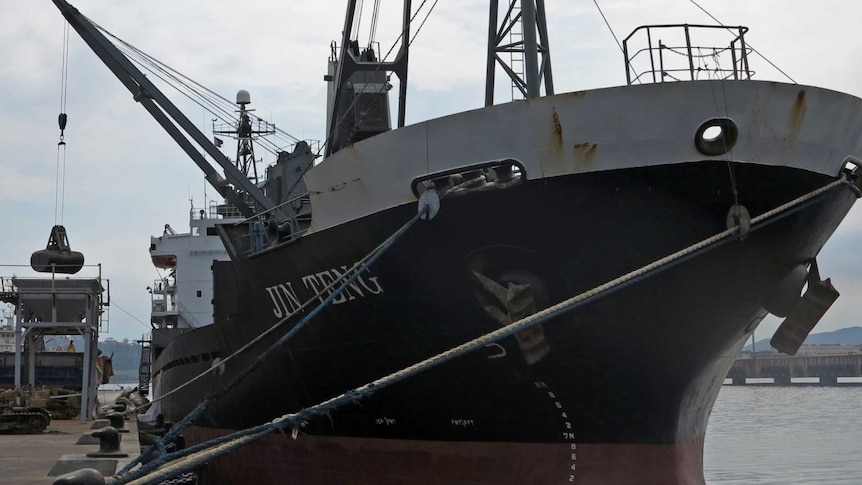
top-left (729, 353), bottom-right (862, 385)
top-left (0, 417), bottom-right (139, 484)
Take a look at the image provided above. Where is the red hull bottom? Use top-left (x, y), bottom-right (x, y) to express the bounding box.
top-left (186, 427), bottom-right (705, 484)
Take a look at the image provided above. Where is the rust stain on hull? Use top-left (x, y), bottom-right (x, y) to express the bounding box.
top-left (789, 89), bottom-right (807, 128)
top-left (551, 108), bottom-right (563, 151)
top-left (782, 89), bottom-right (808, 158)
top-left (574, 142), bottom-right (598, 169)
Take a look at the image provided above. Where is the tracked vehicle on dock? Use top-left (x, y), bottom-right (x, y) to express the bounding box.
top-left (0, 387), bottom-right (52, 434)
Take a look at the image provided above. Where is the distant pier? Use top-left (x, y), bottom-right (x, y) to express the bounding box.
top-left (728, 353), bottom-right (862, 385)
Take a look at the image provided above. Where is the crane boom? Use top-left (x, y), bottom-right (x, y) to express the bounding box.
top-left (52, 0), bottom-right (281, 220)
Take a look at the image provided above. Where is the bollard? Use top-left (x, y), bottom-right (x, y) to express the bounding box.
top-left (105, 412), bottom-right (128, 433)
top-left (52, 467), bottom-right (105, 485)
top-left (86, 426), bottom-right (129, 458)
top-left (108, 402), bottom-right (127, 413)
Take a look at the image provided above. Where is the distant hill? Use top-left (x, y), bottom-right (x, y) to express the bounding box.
top-left (98, 339), bottom-right (141, 371)
top-left (743, 326), bottom-right (862, 352)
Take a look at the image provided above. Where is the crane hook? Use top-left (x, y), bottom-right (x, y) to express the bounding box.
top-left (58, 112), bottom-right (68, 145)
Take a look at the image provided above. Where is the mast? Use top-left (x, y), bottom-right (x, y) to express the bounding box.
top-left (51, 0), bottom-right (283, 221)
top-left (485, 0), bottom-right (554, 106)
top-left (212, 90), bottom-right (276, 186)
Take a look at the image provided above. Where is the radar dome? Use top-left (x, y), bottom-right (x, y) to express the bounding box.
top-left (236, 89), bottom-right (251, 105)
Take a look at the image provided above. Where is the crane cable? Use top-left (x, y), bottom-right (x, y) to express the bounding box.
top-left (56, 20), bottom-right (71, 226)
top-left (369, 0), bottom-right (382, 49)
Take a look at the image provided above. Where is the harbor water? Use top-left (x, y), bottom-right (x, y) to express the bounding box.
top-left (92, 383), bottom-right (861, 484)
top-left (704, 385), bottom-right (862, 484)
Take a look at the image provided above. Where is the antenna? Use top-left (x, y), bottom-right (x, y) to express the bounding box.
top-left (212, 90), bottom-right (276, 186)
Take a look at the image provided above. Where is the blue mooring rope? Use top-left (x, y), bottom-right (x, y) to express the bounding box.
top-left (113, 208), bottom-right (427, 483)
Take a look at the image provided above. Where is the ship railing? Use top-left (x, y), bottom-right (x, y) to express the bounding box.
top-left (186, 194), bottom-right (266, 222)
top-left (211, 117), bottom-right (276, 141)
top-left (149, 279), bottom-right (176, 296)
top-left (218, 192), bottom-right (313, 258)
top-left (269, 139), bottom-right (322, 163)
top-left (0, 264), bottom-right (108, 295)
top-left (193, 203), bottom-right (244, 221)
top-left (148, 278), bottom-right (177, 315)
top-left (622, 24), bottom-right (754, 86)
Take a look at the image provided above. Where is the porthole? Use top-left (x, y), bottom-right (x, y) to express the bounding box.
top-left (694, 118), bottom-right (738, 156)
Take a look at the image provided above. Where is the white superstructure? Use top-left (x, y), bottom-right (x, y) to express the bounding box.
top-left (149, 205), bottom-right (239, 329)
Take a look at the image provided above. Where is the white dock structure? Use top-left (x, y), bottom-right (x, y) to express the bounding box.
top-left (0, 266), bottom-right (108, 422)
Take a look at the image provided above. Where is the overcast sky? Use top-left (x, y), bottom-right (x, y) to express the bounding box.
top-left (2, 1), bottom-right (862, 344)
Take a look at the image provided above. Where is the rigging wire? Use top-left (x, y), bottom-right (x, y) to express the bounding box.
top-left (111, 301), bottom-right (151, 329)
top-left (106, 34), bottom-right (238, 125)
top-left (93, 18), bottom-right (307, 182)
top-left (54, 148), bottom-right (63, 226)
top-left (369, 0), bottom-right (382, 48)
top-left (719, 79), bottom-right (740, 209)
top-left (688, 0), bottom-right (797, 84)
top-left (56, 20), bottom-right (71, 226)
top-left (92, 23), bottom-right (235, 126)
top-left (687, 0), bottom-right (790, 210)
top-left (86, 2), bottom-right (439, 216)
top-left (90, 0), bottom-right (435, 186)
top-left (705, 52), bottom-right (741, 209)
top-left (590, 0), bottom-right (641, 85)
top-left (60, 147), bottom-right (67, 224)
top-left (59, 21), bottom-right (70, 125)
top-left (408, 0), bottom-right (439, 46)
top-left (592, 0), bottom-right (623, 54)
top-left (353, 0), bottom-right (366, 40)
top-left (92, 17), bottom-right (302, 151)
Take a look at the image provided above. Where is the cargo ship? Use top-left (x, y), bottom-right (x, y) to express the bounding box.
top-left (54, 1), bottom-right (862, 483)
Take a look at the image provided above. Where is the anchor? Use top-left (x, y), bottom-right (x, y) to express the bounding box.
top-left (770, 259), bottom-right (840, 355)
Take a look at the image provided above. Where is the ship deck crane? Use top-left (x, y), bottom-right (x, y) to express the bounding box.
top-left (51, 0), bottom-right (283, 221)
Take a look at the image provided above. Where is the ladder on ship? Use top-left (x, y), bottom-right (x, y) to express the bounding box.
top-left (509, 1), bottom-right (524, 101)
top-left (138, 338), bottom-right (152, 396)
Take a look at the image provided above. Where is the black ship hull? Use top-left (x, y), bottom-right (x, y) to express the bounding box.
top-left (147, 161), bottom-right (859, 484)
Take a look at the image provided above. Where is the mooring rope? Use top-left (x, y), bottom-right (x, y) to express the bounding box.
top-left (143, 209), bottom-right (427, 410)
top-left (115, 176), bottom-right (854, 484)
top-left (115, 205), bottom-right (431, 481)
